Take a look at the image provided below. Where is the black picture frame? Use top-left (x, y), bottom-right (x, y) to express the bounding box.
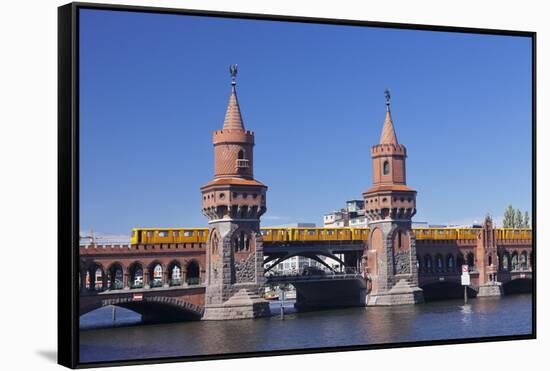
top-left (58, 2), bottom-right (536, 368)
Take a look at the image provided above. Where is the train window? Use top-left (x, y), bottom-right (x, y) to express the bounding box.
top-left (326, 230), bottom-right (334, 235)
top-left (146, 231), bottom-right (153, 237)
top-left (308, 230), bottom-right (316, 236)
top-left (158, 231), bottom-right (169, 237)
top-left (260, 230), bottom-right (268, 235)
top-left (184, 231), bottom-right (194, 237)
top-left (173, 231), bottom-right (179, 237)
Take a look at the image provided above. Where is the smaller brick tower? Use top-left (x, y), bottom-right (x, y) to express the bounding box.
top-left (476, 215), bottom-right (504, 297)
top-left (363, 90), bottom-right (423, 305)
top-left (201, 65), bottom-right (270, 320)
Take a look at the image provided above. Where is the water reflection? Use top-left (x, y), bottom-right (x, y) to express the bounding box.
top-left (80, 294), bottom-right (532, 363)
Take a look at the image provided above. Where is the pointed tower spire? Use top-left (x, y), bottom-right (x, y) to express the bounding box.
top-left (223, 64), bottom-right (245, 131)
top-left (380, 89), bottom-right (398, 145)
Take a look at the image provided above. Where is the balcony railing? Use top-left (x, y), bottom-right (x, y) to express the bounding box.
top-left (170, 279), bottom-right (182, 286)
top-left (236, 159), bottom-right (249, 169)
top-left (186, 277), bottom-right (200, 285)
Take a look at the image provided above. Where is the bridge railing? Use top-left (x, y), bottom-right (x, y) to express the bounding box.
top-left (266, 268), bottom-right (362, 282)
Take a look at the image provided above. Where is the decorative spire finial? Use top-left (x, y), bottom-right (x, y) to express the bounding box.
top-left (229, 64), bottom-right (238, 87)
top-left (384, 88), bottom-right (391, 111)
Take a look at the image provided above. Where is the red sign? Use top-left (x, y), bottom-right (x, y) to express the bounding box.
top-left (133, 293), bottom-right (143, 301)
top-left (462, 265), bottom-right (469, 273)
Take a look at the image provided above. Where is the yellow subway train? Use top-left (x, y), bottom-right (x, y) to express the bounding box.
top-left (130, 227), bottom-right (532, 245)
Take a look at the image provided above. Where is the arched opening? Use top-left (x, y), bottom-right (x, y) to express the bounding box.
top-left (446, 254), bottom-right (455, 272)
top-left (233, 230), bottom-right (250, 252)
top-left (520, 251), bottom-right (528, 271)
top-left (511, 252), bottom-right (519, 271)
top-left (424, 255), bottom-right (433, 273)
top-left (416, 255), bottom-right (422, 271)
top-left (186, 261), bottom-right (200, 285)
top-left (85, 264), bottom-right (106, 292)
top-left (383, 160), bottom-right (390, 175)
top-left (238, 150), bottom-right (244, 159)
top-left (488, 254), bottom-right (493, 267)
top-left (93, 267), bottom-right (104, 291)
top-left (501, 253), bottom-right (510, 271)
top-left (467, 252), bottom-right (475, 271)
top-left (435, 254), bottom-right (444, 273)
top-left (108, 263), bottom-right (124, 290)
top-left (150, 263), bottom-right (163, 288)
top-left (168, 261), bottom-right (182, 286)
top-left (129, 262), bottom-right (144, 289)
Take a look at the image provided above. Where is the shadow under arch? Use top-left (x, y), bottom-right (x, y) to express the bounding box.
top-left (420, 281), bottom-right (477, 302)
top-left (80, 296), bottom-right (204, 323)
top-left (502, 278), bottom-right (533, 295)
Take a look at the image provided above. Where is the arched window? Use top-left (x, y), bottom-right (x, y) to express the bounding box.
top-left (511, 252), bottom-right (519, 271)
top-left (502, 253), bottom-right (509, 271)
top-left (520, 251), bottom-right (527, 270)
top-left (169, 263), bottom-right (182, 286)
top-left (234, 231), bottom-right (250, 252)
top-left (383, 160), bottom-right (390, 175)
top-left (397, 231), bottom-right (402, 248)
top-left (109, 263), bottom-right (124, 290)
top-left (488, 255), bottom-right (493, 266)
top-left (446, 254), bottom-right (455, 272)
top-left (85, 271), bottom-right (91, 290)
top-left (186, 261), bottom-right (200, 285)
top-left (424, 255), bottom-right (433, 272)
top-left (151, 264), bottom-right (163, 287)
top-left (94, 267), bottom-right (104, 291)
top-left (130, 263), bottom-right (144, 289)
top-left (435, 254), bottom-right (444, 272)
top-left (238, 150), bottom-right (244, 159)
top-left (416, 255), bottom-right (422, 271)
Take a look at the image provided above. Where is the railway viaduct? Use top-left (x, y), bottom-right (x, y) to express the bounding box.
top-left (79, 68), bottom-right (533, 321)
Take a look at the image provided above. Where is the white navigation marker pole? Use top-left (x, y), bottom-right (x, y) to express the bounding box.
top-left (461, 264), bottom-right (470, 304)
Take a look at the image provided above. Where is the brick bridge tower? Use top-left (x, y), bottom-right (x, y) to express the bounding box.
top-left (201, 65), bottom-right (270, 319)
top-left (363, 90), bottom-right (424, 305)
top-left (476, 215), bottom-right (504, 296)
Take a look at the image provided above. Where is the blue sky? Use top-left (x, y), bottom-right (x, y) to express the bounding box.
top-left (79, 9), bottom-right (532, 237)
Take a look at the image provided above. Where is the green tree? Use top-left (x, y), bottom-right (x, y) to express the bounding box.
top-left (503, 205), bottom-right (515, 228)
top-left (523, 211), bottom-right (530, 228)
top-left (514, 209), bottom-right (523, 228)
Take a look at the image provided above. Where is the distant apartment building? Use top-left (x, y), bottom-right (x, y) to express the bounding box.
top-left (323, 199), bottom-right (367, 228)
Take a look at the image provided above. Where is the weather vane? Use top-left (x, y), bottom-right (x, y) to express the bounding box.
top-left (384, 88), bottom-right (391, 107)
top-left (229, 64), bottom-right (238, 86)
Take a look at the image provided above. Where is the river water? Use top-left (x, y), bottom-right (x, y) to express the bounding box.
top-left (79, 294), bottom-right (532, 364)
